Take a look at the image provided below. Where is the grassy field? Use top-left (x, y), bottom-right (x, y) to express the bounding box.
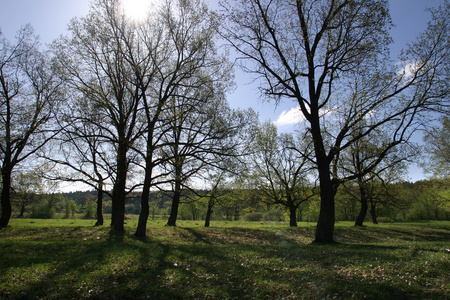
top-left (0, 218), bottom-right (449, 299)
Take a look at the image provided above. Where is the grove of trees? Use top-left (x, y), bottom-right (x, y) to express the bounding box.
top-left (1, 0), bottom-right (449, 243)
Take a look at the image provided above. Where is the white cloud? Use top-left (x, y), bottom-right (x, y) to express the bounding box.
top-left (273, 106), bottom-right (305, 127)
top-left (396, 60), bottom-right (423, 82)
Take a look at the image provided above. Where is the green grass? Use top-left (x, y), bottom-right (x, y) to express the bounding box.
top-left (0, 219), bottom-right (449, 299)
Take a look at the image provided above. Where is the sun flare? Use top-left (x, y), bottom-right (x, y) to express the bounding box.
top-left (121, 0), bottom-right (153, 21)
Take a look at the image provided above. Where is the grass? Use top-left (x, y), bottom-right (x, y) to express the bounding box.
top-left (0, 218), bottom-right (449, 299)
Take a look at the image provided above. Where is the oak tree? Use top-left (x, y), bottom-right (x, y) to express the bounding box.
top-left (0, 26), bottom-right (62, 227)
top-left (221, 0), bottom-right (449, 242)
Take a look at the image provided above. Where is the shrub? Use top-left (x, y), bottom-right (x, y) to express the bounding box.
top-left (244, 212), bottom-right (264, 222)
top-left (84, 200), bottom-right (96, 219)
top-left (30, 201), bottom-right (55, 219)
top-left (376, 217), bottom-right (395, 223)
top-left (263, 209), bottom-right (285, 221)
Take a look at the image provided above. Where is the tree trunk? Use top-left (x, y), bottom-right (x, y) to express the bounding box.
top-left (110, 142), bottom-right (128, 232)
top-left (288, 205), bottom-right (298, 227)
top-left (19, 204), bottom-right (25, 218)
top-left (314, 182), bottom-right (336, 243)
top-left (135, 160), bottom-right (152, 237)
top-left (297, 206), bottom-right (303, 222)
top-left (167, 190), bottom-right (181, 226)
top-left (234, 206), bottom-right (240, 221)
top-left (167, 157), bottom-right (183, 227)
top-left (369, 201), bottom-right (378, 224)
top-left (0, 165), bottom-right (12, 228)
top-left (95, 182), bottom-right (104, 226)
top-left (311, 117), bottom-right (336, 243)
top-left (204, 197), bottom-right (214, 227)
top-left (355, 181), bottom-right (368, 227)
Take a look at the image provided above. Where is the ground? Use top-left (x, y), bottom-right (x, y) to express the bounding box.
top-left (0, 219), bottom-right (449, 299)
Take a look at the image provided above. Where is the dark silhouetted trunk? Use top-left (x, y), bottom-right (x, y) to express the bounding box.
top-left (135, 157), bottom-right (153, 236)
top-left (311, 116), bottom-right (336, 243)
top-left (204, 197), bottom-right (214, 227)
top-left (18, 203), bottom-right (25, 218)
top-left (0, 165), bottom-right (12, 228)
top-left (314, 181), bottom-right (335, 243)
top-left (135, 99), bottom-right (164, 237)
top-left (167, 189), bottom-right (181, 227)
top-left (288, 204), bottom-right (298, 227)
top-left (95, 181), bottom-right (104, 226)
top-left (111, 141), bottom-right (128, 231)
top-left (355, 181), bottom-right (368, 227)
top-left (370, 201), bottom-right (378, 224)
top-left (167, 153), bottom-right (183, 227)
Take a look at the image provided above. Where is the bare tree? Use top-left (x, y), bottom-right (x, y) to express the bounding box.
top-left (250, 122), bottom-right (316, 226)
top-left (0, 26), bottom-right (62, 227)
top-left (43, 100), bottom-right (113, 226)
top-left (160, 89), bottom-right (250, 227)
top-left (221, 0), bottom-right (449, 242)
top-left (132, 0), bottom-right (234, 236)
top-left (52, 0), bottom-right (146, 231)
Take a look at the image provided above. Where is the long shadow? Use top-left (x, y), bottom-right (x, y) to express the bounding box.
top-left (2, 224), bottom-right (448, 299)
top-left (179, 227), bottom-right (211, 244)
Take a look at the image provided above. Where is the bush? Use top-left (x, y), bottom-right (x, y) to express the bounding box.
top-left (244, 212), bottom-right (264, 222)
top-left (376, 217), bottom-right (395, 223)
top-left (64, 200), bottom-right (78, 218)
top-left (84, 200), bottom-right (97, 219)
top-left (30, 201), bottom-right (55, 219)
top-left (263, 209), bottom-right (285, 222)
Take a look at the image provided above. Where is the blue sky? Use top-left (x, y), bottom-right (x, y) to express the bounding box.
top-left (0, 0), bottom-right (444, 181)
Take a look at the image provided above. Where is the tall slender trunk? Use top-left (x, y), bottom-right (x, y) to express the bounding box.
top-left (167, 188), bottom-right (181, 227)
top-left (135, 98), bottom-right (163, 237)
top-left (297, 206), bottom-right (303, 222)
top-left (135, 154), bottom-right (153, 237)
top-left (111, 141), bottom-right (128, 231)
top-left (95, 180), bottom-right (104, 226)
top-left (355, 180), bottom-right (368, 227)
top-left (204, 197), bottom-right (214, 227)
top-left (167, 153), bottom-right (183, 227)
top-left (0, 165), bottom-right (12, 228)
top-left (369, 201), bottom-right (378, 224)
top-left (19, 204), bottom-right (25, 218)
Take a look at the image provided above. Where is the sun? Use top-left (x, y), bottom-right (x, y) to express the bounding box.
top-left (121, 0), bottom-right (153, 21)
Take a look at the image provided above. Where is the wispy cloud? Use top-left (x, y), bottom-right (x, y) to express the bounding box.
top-left (273, 106), bottom-right (305, 127)
top-left (396, 60), bottom-right (423, 82)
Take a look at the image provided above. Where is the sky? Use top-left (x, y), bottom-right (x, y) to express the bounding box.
top-left (0, 0), bottom-right (445, 182)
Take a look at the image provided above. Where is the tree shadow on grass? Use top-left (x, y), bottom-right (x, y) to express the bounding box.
top-left (1, 224), bottom-right (448, 299)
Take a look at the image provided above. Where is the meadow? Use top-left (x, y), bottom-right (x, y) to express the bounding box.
top-left (0, 218), bottom-right (448, 299)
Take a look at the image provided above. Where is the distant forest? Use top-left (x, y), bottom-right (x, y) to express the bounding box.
top-left (8, 177), bottom-right (446, 225)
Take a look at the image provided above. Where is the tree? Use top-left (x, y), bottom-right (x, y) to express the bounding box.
top-left (160, 89), bottom-right (250, 227)
top-left (423, 116), bottom-right (450, 178)
top-left (202, 158), bottom-right (240, 227)
top-left (250, 122), bottom-right (316, 227)
top-left (64, 199), bottom-right (78, 218)
top-left (11, 169), bottom-right (44, 217)
top-left (0, 25), bottom-right (62, 227)
top-left (336, 126), bottom-right (414, 226)
top-left (134, 0), bottom-right (233, 236)
top-left (53, 0), bottom-right (146, 231)
top-left (44, 98), bottom-right (113, 226)
top-left (221, 0), bottom-right (449, 242)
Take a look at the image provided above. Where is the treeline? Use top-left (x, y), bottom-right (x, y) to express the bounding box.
top-left (8, 177), bottom-right (448, 224)
top-left (1, 0), bottom-right (449, 243)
